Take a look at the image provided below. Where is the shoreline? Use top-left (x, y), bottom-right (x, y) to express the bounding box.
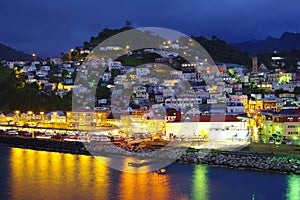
top-left (0, 136), bottom-right (299, 175)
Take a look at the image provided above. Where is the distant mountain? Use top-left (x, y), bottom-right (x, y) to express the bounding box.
top-left (0, 43), bottom-right (33, 61)
top-left (233, 32), bottom-right (300, 54)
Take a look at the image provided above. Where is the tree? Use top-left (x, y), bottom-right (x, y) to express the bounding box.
top-left (111, 69), bottom-right (121, 78)
top-left (125, 20), bottom-right (132, 28)
top-left (0, 65), bottom-right (72, 113)
top-left (294, 87), bottom-right (300, 95)
top-left (211, 35), bottom-right (217, 40)
top-left (95, 86), bottom-right (111, 99)
top-left (274, 89), bottom-right (290, 96)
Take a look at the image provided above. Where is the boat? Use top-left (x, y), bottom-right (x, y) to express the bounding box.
top-left (128, 160), bottom-right (156, 167)
top-left (154, 168), bottom-right (166, 175)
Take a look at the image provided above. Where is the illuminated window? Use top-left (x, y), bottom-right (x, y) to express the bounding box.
top-left (287, 117), bottom-right (294, 122)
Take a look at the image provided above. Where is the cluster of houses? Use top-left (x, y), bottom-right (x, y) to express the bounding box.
top-left (1, 44), bottom-right (300, 143)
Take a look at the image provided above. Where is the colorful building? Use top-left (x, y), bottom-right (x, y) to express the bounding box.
top-left (261, 104), bottom-right (300, 141)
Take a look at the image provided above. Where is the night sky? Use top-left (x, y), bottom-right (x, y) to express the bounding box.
top-left (0, 0), bottom-right (299, 57)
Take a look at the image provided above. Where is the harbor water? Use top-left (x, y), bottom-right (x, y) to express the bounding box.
top-left (0, 145), bottom-right (299, 200)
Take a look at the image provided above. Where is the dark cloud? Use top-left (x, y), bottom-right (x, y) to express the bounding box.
top-left (0, 0), bottom-right (299, 57)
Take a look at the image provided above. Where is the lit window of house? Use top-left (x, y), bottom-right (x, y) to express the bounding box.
top-left (287, 117), bottom-right (294, 122)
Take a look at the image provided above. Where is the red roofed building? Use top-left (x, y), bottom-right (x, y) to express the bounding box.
top-left (165, 115), bottom-right (250, 141)
top-left (261, 106), bottom-right (300, 140)
top-left (190, 115), bottom-right (240, 122)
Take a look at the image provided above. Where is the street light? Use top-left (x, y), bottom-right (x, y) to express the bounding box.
top-left (52, 112), bottom-right (57, 122)
top-left (52, 112), bottom-right (58, 128)
top-left (32, 54), bottom-right (36, 61)
top-left (27, 111), bottom-right (33, 124)
top-left (40, 112), bottom-right (44, 125)
top-left (124, 45), bottom-right (130, 54)
top-left (15, 111), bottom-right (20, 124)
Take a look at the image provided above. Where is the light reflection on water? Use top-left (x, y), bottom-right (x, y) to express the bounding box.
top-left (286, 175), bottom-right (300, 200)
top-left (2, 146), bottom-right (299, 200)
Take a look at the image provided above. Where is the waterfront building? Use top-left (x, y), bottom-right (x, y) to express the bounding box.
top-left (165, 115), bottom-right (249, 141)
top-left (45, 111), bottom-right (66, 123)
top-left (66, 109), bottom-right (107, 126)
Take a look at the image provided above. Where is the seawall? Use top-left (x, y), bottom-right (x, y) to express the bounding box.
top-left (177, 151), bottom-right (300, 175)
top-left (0, 136), bottom-right (299, 175)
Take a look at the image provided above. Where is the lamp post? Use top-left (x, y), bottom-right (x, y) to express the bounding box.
top-left (40, 112), bottom-right (44, 127)
top-left (27, 111), bottom-right (33, 124)
top-left (15, 110), bottom-right (20, 124)
top-left (124, 45), bottom-right (130, 55)
top-left (32, 53), bottom-right (37, 61)
top-left (52, 112), bottom-right (57, 128)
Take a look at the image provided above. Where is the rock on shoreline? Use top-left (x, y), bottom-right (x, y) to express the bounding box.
top-left (177, 151), bottom-right (300, 175)
top-left (0, 136), bottom-right (299, 175)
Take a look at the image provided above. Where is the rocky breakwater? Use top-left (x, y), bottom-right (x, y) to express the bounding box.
top-left (0, 136), bottom-right (90, 154)
top-left (1, 136), bottom-right (299, 175)
top-left (84, 142), bottom-right (186, 160)
top-left (178, 151), bottom-right (300, 175)
top-left (0, 136), bottom-right (186, 160)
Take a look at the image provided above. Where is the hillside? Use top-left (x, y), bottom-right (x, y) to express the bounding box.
top-left (233, 32), bottom-right (300, 54)
top-left (192, 36), bottom-right (250, 66)
top-left (0, 43), bottom-right (33, 61)
top-left (67, 26), bottom-right (251, 66)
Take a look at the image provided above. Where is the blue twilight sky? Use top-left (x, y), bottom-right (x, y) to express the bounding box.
top-left (0, 0), bottom-right (300, 57)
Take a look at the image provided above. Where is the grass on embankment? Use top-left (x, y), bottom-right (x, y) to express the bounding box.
top-left (239, 143), bottom-right (300, 158)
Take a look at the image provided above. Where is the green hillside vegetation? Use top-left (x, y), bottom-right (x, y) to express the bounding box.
top-left (256, 49), bottom-right (300, 72)
top-left (0, 65), bottom-right (71, 113)
top-left (192, 36), bottom-right (251, 66)
top-left (64, 24), bottom-right (252, 67)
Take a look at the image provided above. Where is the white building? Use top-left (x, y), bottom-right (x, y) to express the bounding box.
top-left (272, 83), bottom-right (295, 92)
top-left (136, 67), bottom-right (150, 77)
top-left (40, 66), bottom-right (51, 71)
top-left (184, 108), bottom-right (202, 117)
top-left (226, 101), bottom-right (246, 114)
top-left (36, 70), bottom-right (48, 77)
top-left (108, 61), bottom-right (122, 71)
top-left (165, 97), bottom-right (202, 107)
top-left (23, 65), bottom-right (37, 73)
top-left (165, 115), bottom-right (249, 141)
top-left (101, 72), bottom-right (111, 82)
top-left (163, 87), bottom-right (175, 97)
top-left (207, 98), bottom-right (218, 104)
